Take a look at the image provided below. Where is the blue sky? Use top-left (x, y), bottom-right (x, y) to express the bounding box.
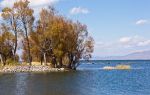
top-left (0, 0), bottom-right (150, 57)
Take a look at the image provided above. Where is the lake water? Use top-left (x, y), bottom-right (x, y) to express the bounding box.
top-left (0, 60), bottom-right (150, 95)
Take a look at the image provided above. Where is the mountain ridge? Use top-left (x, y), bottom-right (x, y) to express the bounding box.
top-left (92, 50), bottom-right (150, 60)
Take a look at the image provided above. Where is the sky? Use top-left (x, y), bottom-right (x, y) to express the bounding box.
top-left (0, 0), bottom-right (150, 57)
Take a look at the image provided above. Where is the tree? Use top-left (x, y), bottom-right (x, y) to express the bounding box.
top-left (0, 24), bottom-right (15, 65)
top-left (83, 36), bottom-right (94, 61)
top-left (13, 0), bottom-right (34, 65)
top-left (1, 7), bottom-right (20, 62)
top-left (29, 8), bottom-right (94, 69)
top-left (0, 0), bottom-right (94, 68)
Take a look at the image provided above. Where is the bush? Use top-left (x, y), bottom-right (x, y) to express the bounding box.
top-left (6, 59), bottom-right (19, 66)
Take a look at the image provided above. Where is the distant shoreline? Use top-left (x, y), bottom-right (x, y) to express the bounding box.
top-left (80, 59), bottom-right (150, 61)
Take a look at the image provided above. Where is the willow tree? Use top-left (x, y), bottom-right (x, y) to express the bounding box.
top-left (0, 24), bottom-right (15, 65)
top-left (64, 22), bottom-right (93, 69)
top-left (29, 8), bottom-right (94, 69)
top-left (29, 8), bottom-right (55, 65)
top-left (1, 7), bottom-right (20, 62)
top-left (13, 0), bottom-right (34, 65)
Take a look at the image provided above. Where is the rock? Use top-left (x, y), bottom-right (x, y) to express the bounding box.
top-left (0, 66), bottom-right (66, 73)
top-left (103, 66), bottom-right (115, 70)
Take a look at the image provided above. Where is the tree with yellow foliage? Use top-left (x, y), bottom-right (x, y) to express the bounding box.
top-left (0, 0), bottom-right (94, 69)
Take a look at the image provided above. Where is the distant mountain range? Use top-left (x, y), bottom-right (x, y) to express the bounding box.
top-left (92, 50), bottom-right (150, 60)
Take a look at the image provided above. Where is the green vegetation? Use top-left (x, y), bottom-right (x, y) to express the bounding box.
top-left (0, 0), bottom-right (94, 70)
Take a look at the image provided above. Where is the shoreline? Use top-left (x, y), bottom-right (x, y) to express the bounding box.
top-left (0, 65), bottom-right (67, 73)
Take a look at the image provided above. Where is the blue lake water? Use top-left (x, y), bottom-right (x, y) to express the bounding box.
top-left (0, 60), bottom-right (150, 95)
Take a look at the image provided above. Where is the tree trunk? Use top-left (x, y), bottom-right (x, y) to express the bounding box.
top-left (26, 36), bottom-right (31, 65)
top-left (0, 54), bottom-right (3, 64)
top-left (3, 56), bottom-right (7, 66)
top-left (67, 62), bottom-right (72, 69)
top-left (58, 57), bottom-right (62, 68)
top-left (13, 32), bottom-right (17, 63)
top-left (40, 54), bottom-right (43, 65)
top-left (24, 24), bottom-right (32, 65)
top-left (52, 56), bottom-right (57, 68)
top-left (43, 52), bottom-right (47, 65)
top-left (67, 53), bottom-right (73, 69)
top-left (72, 60), bottom-right (77, 70)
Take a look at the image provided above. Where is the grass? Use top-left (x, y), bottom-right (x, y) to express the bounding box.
top-left (0, 61), bottom-right (53, 67)
top-left (115, 65), bottom-right (131, 70)
top-left (103, 65), bottom-right (131, 70)
top-left (0, 64), bottom-right (3, 70)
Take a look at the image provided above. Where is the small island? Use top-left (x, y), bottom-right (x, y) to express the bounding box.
top-left (0, 0), bottom-right (94, 73)
top-left (103, 65), bottom-right (131, 70)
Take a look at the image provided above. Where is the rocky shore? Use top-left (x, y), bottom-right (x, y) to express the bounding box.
top-left (0, 66), bottom-right (66, 73)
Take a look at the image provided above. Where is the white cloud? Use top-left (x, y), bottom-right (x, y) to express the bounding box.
top-left (119, 37), bottom-right (132, 44)
top-left (0, 0), bottom-right (59, 7)
top-left (95, 36), bottom-right (150, 52)
top-left (138, 40), bottom-right (150, 46)
top-left (119, 35), bottom-right (150, 47)
top-left (30, 0), bottom-right (59, 7)
top-left (0, 0), bottom-right (59, 17)
top-left (70, 7), bottom-right (89, 15)
top-left (94, 36), bottom-right (150, 56)
top-left (135, 19), bottom-right (148, 25)
top-left (119, 35), bottom-right (142, 44)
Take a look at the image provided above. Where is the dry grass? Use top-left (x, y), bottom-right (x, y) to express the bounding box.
top-left (103, 65), bottom-right (131, 70)
top-left (115, 65), bottom-right (131, 70)
top-left (21, 62), bottom-right (52, 66)
top-left (0, 64), bottom-right (3, 69)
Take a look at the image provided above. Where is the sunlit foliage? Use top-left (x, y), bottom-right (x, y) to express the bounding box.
top-left (0, 0), bottom-right (94, 69)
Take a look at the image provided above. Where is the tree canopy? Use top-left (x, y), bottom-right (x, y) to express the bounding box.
top-left (0, 0), bottom-right (94, 69)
